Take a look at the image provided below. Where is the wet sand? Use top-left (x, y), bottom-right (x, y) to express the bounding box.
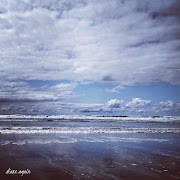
top-left (0, 133), bottom-right (180, 180)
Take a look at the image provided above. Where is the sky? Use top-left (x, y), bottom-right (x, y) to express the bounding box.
top-left (0, 0), bottom-right (180, 116)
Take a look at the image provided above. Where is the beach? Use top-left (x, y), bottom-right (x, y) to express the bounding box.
top-left (1, 0), bottom-right (180, 179)
top-left (0, 115), bottom-right (179, 180)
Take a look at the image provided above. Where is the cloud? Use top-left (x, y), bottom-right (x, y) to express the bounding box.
top-left (0, 80), bottom-right (79, 101)
top-left (106, 99), bottom-right (124, 108)
top-left (0, 98), bottom-right (180, 116)
top-left (105, 89), bottom-right (119, 94)
top-left (114, 85), bottom-right (125, 90)
top-left (0, 0), bottom-right (179, 86)
top-left (0, 101), bottom-right (104, 115)
top-left (154, 100), bottom-right (175, 112)
top-left (0, 0), bottom-right (180, 110)
top-left (159, 100), bottom-right (174, 108)
top-left (125, 98), bottom-right (153, 114)
top-left (122, 98), bottom-right (151, 114)
top-left (105, 85), bottom-right (125, 93)
top-left (126, 98), bottom-right (151, 108)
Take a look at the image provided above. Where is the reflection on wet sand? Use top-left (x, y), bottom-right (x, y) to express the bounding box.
top-left (0, 133), bottom-right (180, 180)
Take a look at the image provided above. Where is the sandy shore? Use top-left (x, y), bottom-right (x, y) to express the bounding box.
top-left (0, 133), bottom-right (179, 180)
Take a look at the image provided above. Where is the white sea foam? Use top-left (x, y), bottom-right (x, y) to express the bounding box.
top-left (0, 115), bottom-right (179, 122)
top-left (0, 126), bottom-right (179, 134)
top-left (0, 137), bottom-right (169, 146)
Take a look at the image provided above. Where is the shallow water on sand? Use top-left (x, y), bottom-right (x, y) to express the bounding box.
top-left (0, 117), bottom-right (180, 180)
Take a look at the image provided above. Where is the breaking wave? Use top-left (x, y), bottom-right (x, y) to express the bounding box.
top-left (0, 115), bottom-right (179, 123)
top-left (0, 126), bottom-right (180, 134)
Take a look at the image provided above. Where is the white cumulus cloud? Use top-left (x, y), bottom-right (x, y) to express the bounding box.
top-left (126, 98), bottom-right (151, 108)
top-left (106, 99), bottom-right (124, 108)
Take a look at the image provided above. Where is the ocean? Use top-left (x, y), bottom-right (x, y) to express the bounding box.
top-left (0, 115), bottom-right (180, 180)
